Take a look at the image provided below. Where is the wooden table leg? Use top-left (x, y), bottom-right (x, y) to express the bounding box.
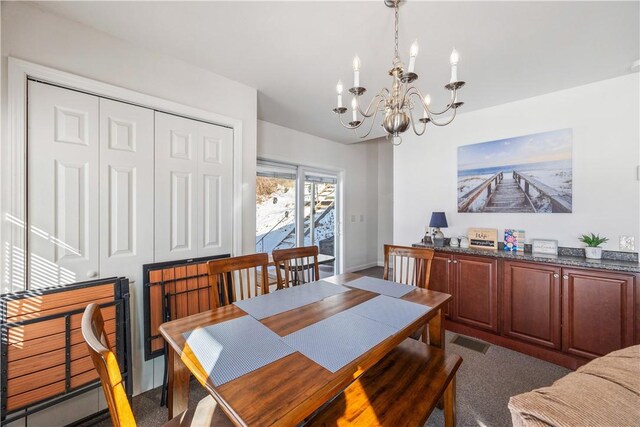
top-left (444, 376), bottom-right (457, 427)
top-left (426, 308), bottom-right (445, 350)
top-left (167, 348), bottom-right (190, 419)
top-left (425, 309), bottom-right (447, 410)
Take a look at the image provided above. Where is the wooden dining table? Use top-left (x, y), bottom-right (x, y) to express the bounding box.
top-left (159, 272), bottom-right (452, 426)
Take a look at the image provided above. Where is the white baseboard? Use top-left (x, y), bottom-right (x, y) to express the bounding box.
top-left (344, 261), bottom-right (380, 273)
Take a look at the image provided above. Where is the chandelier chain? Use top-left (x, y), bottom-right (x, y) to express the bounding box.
top-left (393, 0), bottom-right (400, 64)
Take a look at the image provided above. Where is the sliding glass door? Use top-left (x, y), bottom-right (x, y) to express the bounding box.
top-left (255, 164), bottom-right (297, 253)
top-left (256, 161), bottom-right (340, 276)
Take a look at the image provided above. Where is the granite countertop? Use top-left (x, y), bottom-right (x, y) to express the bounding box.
top-left (412, 242), bottom-right (640, 273)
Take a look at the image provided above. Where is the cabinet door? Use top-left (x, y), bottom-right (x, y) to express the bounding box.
top-left (429, 254), bottom-right (452, 317)
top-left (453, 255), bottom-right (498, 332)
top-left (28, 81), bottom-right (100, 288)
top-left (562, 268), bottom-right (635, 359)
top-left (503, 261), bottom-right (561, 349)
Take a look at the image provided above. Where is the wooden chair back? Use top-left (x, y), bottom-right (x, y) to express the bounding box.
top-left (207, 253), bottom-right (270, 308)
top-left (82, 303), bottom-right (136, 427)
top-left (383, 244), bottom-right (435, 288)
top-left (272, 246), bottom-right (320, 289)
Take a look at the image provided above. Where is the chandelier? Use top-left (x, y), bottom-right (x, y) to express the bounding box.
top-left (332, 0), bottom-right (465, 145)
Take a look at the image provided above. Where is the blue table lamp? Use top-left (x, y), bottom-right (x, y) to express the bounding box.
top-left (429, 212), bottom-right (448, 247)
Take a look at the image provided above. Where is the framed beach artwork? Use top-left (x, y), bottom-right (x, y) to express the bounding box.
top-left (457, 129), bottom-right (573, 213)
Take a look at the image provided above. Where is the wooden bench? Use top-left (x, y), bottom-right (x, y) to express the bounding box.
top-left (306, 338), bottom-right (463, 427)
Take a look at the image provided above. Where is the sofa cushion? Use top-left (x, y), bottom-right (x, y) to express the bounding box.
top-left (508, 345), bottom-right (640, 427)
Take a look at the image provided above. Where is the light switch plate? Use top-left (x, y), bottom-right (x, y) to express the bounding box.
top-left (619, 235), bottom-right (635, 251)
top-left (350, 214), bottom-right (356, 222)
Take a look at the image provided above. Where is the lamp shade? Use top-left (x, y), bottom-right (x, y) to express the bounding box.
top-left (429, 212), bottom-right (448, 228)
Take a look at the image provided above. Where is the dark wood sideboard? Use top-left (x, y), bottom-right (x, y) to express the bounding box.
top-left (424, 250), bottom-right (639, 370)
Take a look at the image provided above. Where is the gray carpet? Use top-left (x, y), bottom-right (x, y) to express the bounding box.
top-left (425, 331), bottom-right (569, 426)
top-left (88, 266), bottom-right (571, 426)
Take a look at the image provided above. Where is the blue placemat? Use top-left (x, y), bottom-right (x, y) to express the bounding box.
top-left (282, 310), bottom-right (397, 373)
top-left (344, 276), bottom-right (416, 298)
top-left (183, 316), bottom-right (295, 386)
top-left (347, 294), bottom-right (431, 330)
top-left (233, 280), bottom-right (350, 320)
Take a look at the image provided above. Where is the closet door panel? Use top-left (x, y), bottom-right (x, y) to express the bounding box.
top-left (154, 112), bottom-right (198, 261)
top-left (196, 121), bottom-right (233, 256)
top-left (28, 81), bottom-right (99, 288)
top-left (155, 113), bottom-right (234, 261)
top-left (99, 98), bottom-right (154, 279)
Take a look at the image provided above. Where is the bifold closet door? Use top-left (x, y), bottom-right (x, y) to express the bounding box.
top-left (154, 112), bottom-right (233, 261)
top-left (28, 81), bottom-right (100, 288)
top-left (98, 98), bottom-right (154, 280)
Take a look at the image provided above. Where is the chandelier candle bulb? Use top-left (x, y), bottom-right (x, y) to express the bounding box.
top-left (353, 55), bottom-right (361, 87)
top-left (450, 48), bottom-right (459, 83)
top-left (408, 39), bottom-right (419, 73)
top-left (423, 94), bottom-right (431, 118)
top-left (336, 80), bottom-right (343, 108)
top-left (351, 97), bottom-right (357, 121)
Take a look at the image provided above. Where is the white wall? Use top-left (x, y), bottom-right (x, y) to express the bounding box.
top-left (0, 3), bottom-right (258, 423)
top-left (394, 74), bottom-right (640, 250)
top-left (377, 141), bottom-right (393, 264)
top-left (257, 120), bottom-right (389, 271)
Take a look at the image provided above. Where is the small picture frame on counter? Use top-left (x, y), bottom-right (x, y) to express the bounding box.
top-left (532, 239), bottom-right (558, 256)
top-left (504, 229), bottom-right (525, 252)
top-left (468, 228), bottom-right (498, 250)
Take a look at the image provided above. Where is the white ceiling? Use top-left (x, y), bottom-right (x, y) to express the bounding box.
top-left (33, 1), bottom-right (639, 144)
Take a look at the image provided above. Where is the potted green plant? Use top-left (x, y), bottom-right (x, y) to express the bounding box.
top-left (579, 233), bottom-right (609, 259)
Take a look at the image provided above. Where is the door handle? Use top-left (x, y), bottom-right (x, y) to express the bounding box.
top-left (453, 259), bottom-right (458, 264)
top-left (553, 273), bottom-right (559, 278)
top-left (447, 259), bottom-right (452, 263)
top-left (87, 270), bottom-right (98, 278)
top-left (562, 274), bottom-right (568, 280)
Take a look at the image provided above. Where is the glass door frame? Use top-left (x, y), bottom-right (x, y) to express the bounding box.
top-left (295, 165), bottom-right (343, 274)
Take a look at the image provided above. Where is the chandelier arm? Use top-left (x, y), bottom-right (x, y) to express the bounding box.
top-left (406, 87), bottom-right (456, 116)
top-left (357, 91), bottom-right (389, 118)
top-left (337, 112), bottom-right (364, 130)
top-left (408, 107), bottom-right (427, 137)
top-left (354, 106), bottom-right (383, 139)
top-left (428, 106), bottom-right (458, 127)
top-left (406, 90), bottom-right (437, 122)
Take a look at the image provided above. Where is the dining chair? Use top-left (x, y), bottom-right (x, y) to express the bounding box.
top-left (383, 244), bottom-right (435, 288)
top-left (207, 253), bottom-right (270, 308)
top-left (82, 303), bottom-right (232, 426)
top-left (272, 245), bottom-right (320, 289)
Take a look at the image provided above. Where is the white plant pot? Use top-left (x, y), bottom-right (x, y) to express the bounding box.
top-left (584, 247), bottom-right (602, 259)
